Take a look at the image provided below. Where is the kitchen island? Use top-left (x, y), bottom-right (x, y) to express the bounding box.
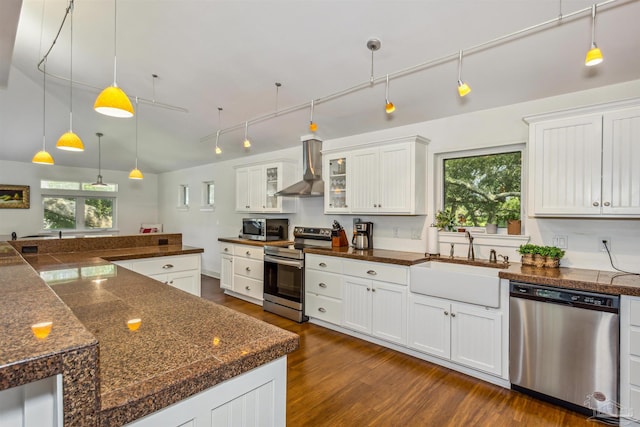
top-left (0, 236), bottom-right (299, 426)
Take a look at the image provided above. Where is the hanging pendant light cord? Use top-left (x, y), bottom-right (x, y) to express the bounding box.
top-left (457, 50), bottom-right (463, 80)
top-left (69, 0), bottom-right (74, 131)
top-left (591, 4), bottom-right (597, 45)
top-left (42, 59), bottom-right (47, 151)
top-left (98, 136), bottom-right (103, 177)
top-left (135, 97), bottom-right (139, 168)
top-left (112, 0), bottom-right (118, 86)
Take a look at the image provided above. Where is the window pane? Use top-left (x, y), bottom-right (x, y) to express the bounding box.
top-left (84, 198), bottom-right (113, 229)
top-left (43, 197), bottom-right (77, 229)
top-left (82, 182), bottom-right (118, 192)
top-left (443, 151), bottom-right (521, 227)
top-left (41, 180), bottom-right (80, 190)
top-left (207, 183), bottom-right (214, 205)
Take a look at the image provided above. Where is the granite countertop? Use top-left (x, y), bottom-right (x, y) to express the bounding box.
top-left (303, 245), bottom-right (640, 295)
top-left (218, 237), bottom-right (292, 247)
top-left (1, 238), bottom-right (299, 426)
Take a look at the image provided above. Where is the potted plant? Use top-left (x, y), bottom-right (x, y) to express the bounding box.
top-left (435, 209), bottom-right (456, 232)
top-left (544, 246), bottom-right (565, 268)
top-left (517, 244), bottom-right (565, 268)
top-left (517, 244), bottom-right (537, 266)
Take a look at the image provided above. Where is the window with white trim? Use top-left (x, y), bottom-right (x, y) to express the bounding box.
top-left (178, 184), bottom-right (189, 209)
top-left (41, 180), bottom-right (117, 231)
top-left (201, 181), bottom-right (215, 211)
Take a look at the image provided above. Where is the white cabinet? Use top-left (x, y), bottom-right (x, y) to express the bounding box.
top-left (126, 254), bottom-right (202, 297)
top-left (408, 293), bottom-right (503, 377)
top-left (218, 242), bottom-right (264, 305)
top-left (235, 161), bottom-right (296, 213)
top-left (342, 260), bottom-right (408, 345)
top-left (621, 295), bottom-right (640, 425)
top-left (305, 254), bottom-right (343, 325)
top-left (525, 100), bottom-right (640, 217)
top-left (323, 135), bottom-right (428, 215)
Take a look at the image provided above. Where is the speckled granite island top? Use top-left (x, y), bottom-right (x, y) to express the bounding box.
top-left (1, 236), bottom-right (299, 426)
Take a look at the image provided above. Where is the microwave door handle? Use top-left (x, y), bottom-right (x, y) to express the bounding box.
top-left (264, 255), bottom-right (303, 269)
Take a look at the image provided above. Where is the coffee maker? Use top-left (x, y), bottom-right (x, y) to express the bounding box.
top-left (352, 222), bottom-right (374, 250)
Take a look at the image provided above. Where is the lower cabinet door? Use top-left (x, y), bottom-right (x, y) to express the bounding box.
top-left (450, 302), bottom-right (502, 376)
top-left (305, 293), bottom-right (342, 325)
top-left (371, 282), bottom-right (407, 345)
top-left (220, 255), bottom-right (233, 290)
top-left (342, 277), bottom-right (372, 334)
top-left (408, 294), bottom-right (451, 359)
top-left (167, 271), bottom-right (200, 297)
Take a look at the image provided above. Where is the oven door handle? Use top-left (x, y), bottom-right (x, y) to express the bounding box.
top-left (264, 255), bottom-right (304, 269)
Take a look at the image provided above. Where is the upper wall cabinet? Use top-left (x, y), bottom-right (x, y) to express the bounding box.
top-left (525, 99), bottom-right (640, 217)
top-left (235, 161), bottom-right (296, 213)
top-left (323, 136), bottom-right (428, 215)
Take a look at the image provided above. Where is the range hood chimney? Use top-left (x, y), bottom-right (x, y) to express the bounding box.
top-left (275, 136), bottom-right (324, 197)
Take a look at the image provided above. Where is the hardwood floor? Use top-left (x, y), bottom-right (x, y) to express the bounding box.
top-left (201, 275), bottom-right (594, 426)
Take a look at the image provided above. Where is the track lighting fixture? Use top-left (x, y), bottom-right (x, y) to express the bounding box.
top-left (129, 98), bottom-right (144, 180)
top-left (309, 100), bottom-right (318, 132)
top-left (457, 50), bottom-right (471, 97)
top-left (33, 60), bottom-right (54, 165)
top-left (94, 0), bottom-right (134, 118)
top-left (385, 74), bottom-right (395, 114)
top-left (243, 121), bottom-right (251, 149)
top-left (215, 107), bottom-right (223, 155)
top-left (585, 4), bottom-right (603, 66)
top-left (57, 0), bottom-right (84, 152)
top-left (367, 38), bottom-right (381, 85)
top-left (92, 133), bottom-right (107, 186)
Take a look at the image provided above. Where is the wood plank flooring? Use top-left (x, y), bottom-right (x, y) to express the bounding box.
top-left (201, 275), bottom-right (595, 426)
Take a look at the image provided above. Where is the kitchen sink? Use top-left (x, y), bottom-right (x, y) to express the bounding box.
top-left (409, 261), bottom-right (502, 307)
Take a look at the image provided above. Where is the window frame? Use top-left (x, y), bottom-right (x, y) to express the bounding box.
top-left (41, 188), bottom-right (118, 232)
top-left (200, 181), bottom-right (215, 211)
top-left (177, 184), bottom-right (190, 210)
top-left (435, 143), bottom-right (526, 232)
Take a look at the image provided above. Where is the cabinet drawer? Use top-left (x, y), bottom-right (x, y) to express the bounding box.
top-left (234, 257), bottom-right (263, 280)
top-left (306, 270), bottom-right (342, 299)
top-left (306, 293), bottom-right (342, 325)
top-left (235, 245), bottom-right (264, 261)
top-left (631, 299), bottom-right (640, 326)
top-left (130, 255), bottom-right (199, 276)
top-left (305, 254), bottom-right (342, 274)
top-left (234, 275), bottom-right (263, 301)
top-left (343, 259), bottom-right (408, 285)
top-left (219, 243), bottom-right (235, 256)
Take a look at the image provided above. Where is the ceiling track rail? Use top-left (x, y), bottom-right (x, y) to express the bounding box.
top-left (200, 0), bottom-right (626, 143)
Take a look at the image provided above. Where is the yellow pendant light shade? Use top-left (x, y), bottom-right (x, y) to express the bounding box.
top-left (385, 102), bottom-right (396, 114)
top-left (128, 168), bottom-right (144, 179)
top-left (585, 43), bottom-right (603, 66)
top-left (57, 131), bottom-right (84, 151)
top-left (94, 85), bottom-right (134, 118)
top-left (32, 150), bottom-right (54, 165)
top-left (309, 121), bottom-right (318, 132)
top-left (457, 80), bottom-right (471, 97)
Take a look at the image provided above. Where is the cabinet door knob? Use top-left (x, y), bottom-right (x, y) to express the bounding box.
top-left (604, 201), bottom-right (611, 206)
top-left (593, 201), bottom-right (600, 207)
top-left (246, 251), bottom-right (251, 256)
top-left (318, 307), bottom-right (327, 313)
top-left (169, 280), bottom-right (174, 285)
top-left (345, 204), bottom-right (348, 208)
top-left (367, 270), bottom-right (377, 276)
top-left (246, 267), bottom-right (251, 272)
top-left (373, 204), bottom-right (377, 208)
top-left (263, 205), bottom-right (265, 208)
top-left (224, 248), bottom-right (228, 252)
top-left (319, 282), bottom-right (327, 288)
top-left (444, 311), bottom-right (449, 316)
top-left (162, 264), bottom-right (174, 269)
top-left (367, 287), bottom-right (371, 291)
top-left (319, 262), bottom-right (327, 268)
top-left (371, 288), bottom-right (376, 292)
top-left (245, 286), bottom-right (251, 291)
top-left (451, 313), bottom-right (456, 317)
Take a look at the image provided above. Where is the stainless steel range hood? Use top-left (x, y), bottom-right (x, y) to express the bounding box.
top-left (275, 137), bottom-right (324, 197)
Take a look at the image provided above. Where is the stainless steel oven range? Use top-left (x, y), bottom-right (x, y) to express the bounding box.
top-left (263, 227), bottom-right (333, 322)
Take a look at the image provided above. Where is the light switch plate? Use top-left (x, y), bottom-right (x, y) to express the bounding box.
top-left (552, 235), bottom-right (568, 249)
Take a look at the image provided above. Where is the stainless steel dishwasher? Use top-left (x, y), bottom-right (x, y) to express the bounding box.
top-left (509, 281), bottom-right (620, 417)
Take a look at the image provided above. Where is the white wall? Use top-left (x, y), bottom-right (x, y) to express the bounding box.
top-left (0, 159), bottom-right (159, 238)
top-left (160, 79), bottom-right (640, 276)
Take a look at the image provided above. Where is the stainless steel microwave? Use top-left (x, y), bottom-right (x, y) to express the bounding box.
top-left (241, 218), bottom-right (289, 241)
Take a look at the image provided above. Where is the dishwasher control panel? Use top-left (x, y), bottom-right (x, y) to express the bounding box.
top-left (510, 282), bottom-right (619, 310)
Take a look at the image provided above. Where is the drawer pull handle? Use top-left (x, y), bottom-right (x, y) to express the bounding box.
top-left (604, 201), bottom-right (611, 206)
top-left (444, 311), bottom-right (449, 316)
top-left (367, 270), bottom-right (377, 276)
top-left (246, 267), bottom-right (251, 272)
top-left (372, 288), bottom-right (376, 292)
top-left (451, 313), bottom-right (456, 318)
top-left (245, 286), bottom-right (251, 291)
top-left (246, 251), bottom-right (251, 256)
top-left (319, 282), bottom-right (327, 288)
top-left (162, 264), bottom-right (174, 269)
top-left (593, 201), bottom-right (600, 207)
top-left (224, 248), bottom-right (229, 252)
top-left (319, 262), bottom-right (327, 268)
top-left (318, 307), bottom-right (327, 313)
top-left (169, 280), bottom-right (174, 285)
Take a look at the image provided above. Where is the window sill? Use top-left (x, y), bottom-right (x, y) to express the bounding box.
top-left (176, 205), bottom-right (190, 211)
top-left (438, 232), bottom-right (529, 248)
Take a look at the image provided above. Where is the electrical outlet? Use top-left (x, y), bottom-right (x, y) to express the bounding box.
top-left (599, 237), bottom-right (611, 252)
top-left (393, 227), bottom-right (399, 238)
top-left (552, 235), bottom-right (568, 249)
top-left (411, 228), bottom-right (421, 240)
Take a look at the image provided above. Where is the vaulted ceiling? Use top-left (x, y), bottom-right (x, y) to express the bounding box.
top-left (1, 0), bottom-right (639, 174)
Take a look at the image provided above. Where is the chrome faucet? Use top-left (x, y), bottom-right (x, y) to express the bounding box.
top-left (465, 231), bottom-right (475, 260)
top-left (489, 249), bottom-right (497, 263)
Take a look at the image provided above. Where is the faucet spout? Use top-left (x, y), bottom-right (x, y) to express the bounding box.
top-left (466, 231), bottom-right (475, 260)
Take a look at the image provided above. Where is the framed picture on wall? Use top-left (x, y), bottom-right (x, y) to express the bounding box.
top-left (0, 185), bottom-right (30, 209)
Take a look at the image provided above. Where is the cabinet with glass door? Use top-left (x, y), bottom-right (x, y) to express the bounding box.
top-left (324, 155), bottom-right (350, 213)
top-left (264, 165), bottom-right (279, 210)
